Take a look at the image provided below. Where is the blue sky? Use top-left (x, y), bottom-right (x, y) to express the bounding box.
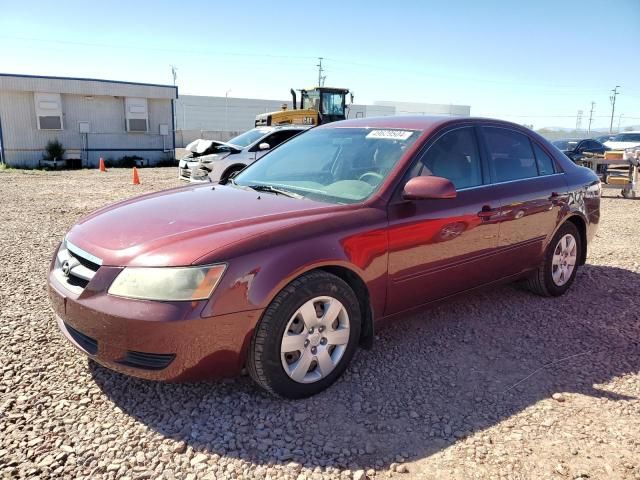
top-left (1, 0), bottom-right (639, 130)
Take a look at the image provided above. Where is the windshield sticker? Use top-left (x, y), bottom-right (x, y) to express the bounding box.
top-left (366, 130), bottom-right (414, 141)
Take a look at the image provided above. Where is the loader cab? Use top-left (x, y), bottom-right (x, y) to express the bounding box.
top-left (299, 87), bottom-right (350, 124)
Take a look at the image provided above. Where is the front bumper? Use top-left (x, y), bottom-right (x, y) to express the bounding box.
top-left (48, 263), bottom-right (263, 382)
top-left (178, 160), bottom-right (213, 184)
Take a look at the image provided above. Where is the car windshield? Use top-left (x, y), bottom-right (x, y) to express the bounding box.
top-left (610, 133), bottom-right (640, 143)
top-left (233, 127), bottom-right (421, 204)
top-left (227, 128), bottom-right (272, 148)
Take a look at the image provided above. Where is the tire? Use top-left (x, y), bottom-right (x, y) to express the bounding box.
top-left (247, 271), bottom-right (361, 398)
top-left (221, 165), bottom-right (245, 182)
top-left (525, 222), bottom-right (582, 297)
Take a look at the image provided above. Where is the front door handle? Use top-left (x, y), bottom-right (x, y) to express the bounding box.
top-left (477, 205), bottom-right (499, 219)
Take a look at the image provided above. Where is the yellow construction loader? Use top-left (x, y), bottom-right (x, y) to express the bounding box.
top-left (255, 87), bottom-right (352, 127)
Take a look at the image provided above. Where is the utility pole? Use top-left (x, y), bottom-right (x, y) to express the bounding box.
top-left (609, 86), bottom-right (620, 134)
top-left (617, 114), bottom-right (623, 133)
top-left (170, 65), bottom-right (178, 86)
top-left (316, 57), bottom-right (326, 87)
top-left (587, 101), bottom-right (595, 135)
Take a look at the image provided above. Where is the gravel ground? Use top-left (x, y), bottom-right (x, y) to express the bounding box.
top-left (1, 167), bottom-right (638, 480)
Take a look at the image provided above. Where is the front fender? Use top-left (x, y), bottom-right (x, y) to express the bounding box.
top-left (199, 213), bottom-right (389, 321)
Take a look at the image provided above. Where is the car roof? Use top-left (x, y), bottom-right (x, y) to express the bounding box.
top-left (317, 115), bottom-right (530, 133)
top-left (268, 125), bottom-right (312, 131)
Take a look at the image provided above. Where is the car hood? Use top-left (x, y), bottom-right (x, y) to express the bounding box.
top-left (185, 139), bottom-right (241, 154)
top-left (181, 151), bottom-right (233, 166)
top-left (66, 184), bottom-right (340, 267)
top-left (604, 140), bottom-right (640, 150)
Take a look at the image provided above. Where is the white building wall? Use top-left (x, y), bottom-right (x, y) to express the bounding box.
top-left (175, 95), bottom-right (293, 146)
top-left (347, 104), bottom-right (396, 119)
top-left (373, 101), bottom-right (471, 117)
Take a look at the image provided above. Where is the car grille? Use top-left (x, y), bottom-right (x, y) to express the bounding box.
top-left (54, 240), bottom-right (102, 294)
top-left (65, 322), bottom-right (98, 355)
top-left (116, 350), bottom-right (176, 370)
top-left (179, 167), bottom-right (191, 180)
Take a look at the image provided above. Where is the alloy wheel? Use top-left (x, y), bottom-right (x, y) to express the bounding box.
top-left (551, 233), bottom-right (577, 286)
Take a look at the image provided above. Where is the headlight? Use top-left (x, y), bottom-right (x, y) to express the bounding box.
top-left (108, 264), bottom-right (226, 301)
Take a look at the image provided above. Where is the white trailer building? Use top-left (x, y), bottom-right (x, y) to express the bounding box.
top-left (0, 73), bottom-right (178, 167)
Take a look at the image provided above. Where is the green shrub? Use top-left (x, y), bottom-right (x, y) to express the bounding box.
top-left (43, 139), bottom-right (65, 161)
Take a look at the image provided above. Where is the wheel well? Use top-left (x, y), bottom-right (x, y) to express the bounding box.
top-left (566, 215), bottom-right (587, 265)
top-left (317, 266), bottom-right (374, 349)
top-left (221, 164), bottom-right (246, 181)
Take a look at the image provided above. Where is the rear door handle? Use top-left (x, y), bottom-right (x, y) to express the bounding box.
top-left (477, 205), bottom-right (499, 219)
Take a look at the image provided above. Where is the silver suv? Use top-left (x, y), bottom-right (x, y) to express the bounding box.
top-left (178, 126), bottom-right (310, 183)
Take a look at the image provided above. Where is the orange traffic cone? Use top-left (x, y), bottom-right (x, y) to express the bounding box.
top-left (132, 167), bottom-right (140, 185)
top-left (99, 157), bottom-right (106, 172)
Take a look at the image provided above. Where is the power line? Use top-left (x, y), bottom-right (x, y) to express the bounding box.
top-left (0, 35), bottom-right (317, 62)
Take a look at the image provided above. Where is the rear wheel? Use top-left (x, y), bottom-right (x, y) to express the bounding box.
top-left (525, 222), bottom-right (582, 297)
top-left (247, 271), bottom-right (361, 398)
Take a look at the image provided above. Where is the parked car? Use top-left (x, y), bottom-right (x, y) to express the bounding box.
top-left (603, 131), bottom-right (640, 151)
top-left (178, 126), bottom-right (309, 183)
top-left (552, 138), bottom-right (609, 178)
top-left (594, 134), bottom-right (614, 144)
top-left (551, 138), bottom-right (608, 161)
top-left (49, 116), bottom-right (601, 398)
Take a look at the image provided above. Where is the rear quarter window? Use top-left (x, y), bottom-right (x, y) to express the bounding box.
top-left (533, 143), bottom-right (556, 175)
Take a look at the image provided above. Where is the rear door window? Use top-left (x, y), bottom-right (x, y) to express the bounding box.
top-left (482, 127), bottom-right (538, 182)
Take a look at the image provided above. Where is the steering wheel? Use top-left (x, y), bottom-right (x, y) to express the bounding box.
top-left (358, 172), bottom-right (384, 185)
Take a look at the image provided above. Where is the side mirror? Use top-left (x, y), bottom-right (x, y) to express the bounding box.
top-left (258, 142), bottom-right (271, 151)
top-left (402, 176), bottom-right (456, 200)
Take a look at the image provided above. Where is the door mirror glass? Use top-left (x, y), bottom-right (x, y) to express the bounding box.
top-left (402, 176), bottom-right (457, 200)
top-left (258, 142), bottom-right (271, 151)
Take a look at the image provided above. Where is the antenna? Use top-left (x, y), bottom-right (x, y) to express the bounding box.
top-left (170, 65), bottom-right (178, 86)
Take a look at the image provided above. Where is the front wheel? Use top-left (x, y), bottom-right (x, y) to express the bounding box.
top-left (247, 271), bottom-right (361, 398)
top-left (525, 222), bottom-right (582, 297)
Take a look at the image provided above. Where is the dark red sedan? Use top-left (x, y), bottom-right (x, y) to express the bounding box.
top-left (48, 116), bottom-right (601, 398)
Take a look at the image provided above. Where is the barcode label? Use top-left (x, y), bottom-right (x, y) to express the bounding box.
top-left (366, 130), bottom-right (414, 141)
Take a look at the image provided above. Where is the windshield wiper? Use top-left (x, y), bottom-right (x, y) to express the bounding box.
top-left (246, 184), bottom-right (303, 199)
